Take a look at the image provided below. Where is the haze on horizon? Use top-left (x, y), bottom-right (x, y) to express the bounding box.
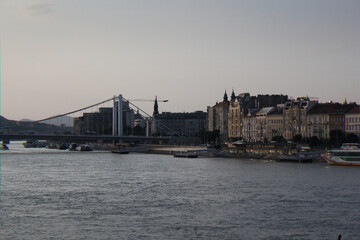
top-left (0, 0), bottom-right (359, 121)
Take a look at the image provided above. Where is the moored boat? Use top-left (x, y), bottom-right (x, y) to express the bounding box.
top-left (173, 152), bottom-right (198, 158)
top-left (68, 143), bottom-right (78, 151)
top-left (23, 140), bottom-right (47, 148)
top-left (76, 144), bottom-right (93, 151)
top-left (322, 143), bottom-right (360, 166)
top-left (112, 149), bottom-right (129, 154)
top-left (276, 153), bottom-right (312, 163)
top-left (1, 144), bottom-right (9, 150)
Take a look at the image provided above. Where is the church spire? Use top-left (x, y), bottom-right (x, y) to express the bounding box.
top-left (153, 96), bottom-right (159, 116)
top-left (223, 90), bottom-right (229, 102)
top-left (231, 88), bottom-right (236, 102)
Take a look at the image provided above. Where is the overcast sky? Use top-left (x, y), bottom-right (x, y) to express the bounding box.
top-left (1, 0), bottom-right (359, 120)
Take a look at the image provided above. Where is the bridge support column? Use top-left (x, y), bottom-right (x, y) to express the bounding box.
top-left (118, 94), bottom-right (123, 144)
top-left (112, 94), bottom-right (123, 145)
top-left (117, 94), bottom-right (123, 137)
top-left (113, 96), bottom-right (118, 136)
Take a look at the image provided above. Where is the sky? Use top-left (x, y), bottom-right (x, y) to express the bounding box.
top-left (1, 0), bottom-right (359, 120)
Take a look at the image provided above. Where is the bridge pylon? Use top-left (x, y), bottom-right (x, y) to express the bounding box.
top-left (112, 94), bottom-right (123, 140)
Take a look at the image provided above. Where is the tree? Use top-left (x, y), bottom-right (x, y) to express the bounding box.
top-left (206, 130), bottom-right (220, 144)
top-left (329, 130), bottom-right (344, 147)
top-left (133, 126), bottom-right (146, 136)
top-left (309, 136), bottom-right (320, 148)
top-left (292, 134), bottom-right (302, 143)
top-left (272, 135), bottom-right (286, 143)
top-left (198, 128), bottom-right (206, 144)
top-left (345, 133), bottom-right (359, 143)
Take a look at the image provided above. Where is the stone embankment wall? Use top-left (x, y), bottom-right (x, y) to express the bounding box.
top-left (147, 145), bottom-right (208, 155)
top-left (224, 143), bottom-right (297, 159)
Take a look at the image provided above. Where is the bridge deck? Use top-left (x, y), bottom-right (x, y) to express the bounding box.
top-left (0, 134), bottom-right (171, 142)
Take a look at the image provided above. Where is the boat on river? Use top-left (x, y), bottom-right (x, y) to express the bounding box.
top-left (1, 144), bottom-right (9, 150)
top-left (23, 140), bottom-right (47, 148)
top-left (276, 153), bottom-right (312, 163)
top-left (173, 152), bottom-right (198, 158)
top-left (322, 143), bottom-right (360, 166)
top-left (112, 149), bottom-right (129, 154)
top-left (75, 144), bottom-right (93, 151)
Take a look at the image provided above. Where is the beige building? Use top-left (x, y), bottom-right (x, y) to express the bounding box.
top-left (283, 98), bottom-right (317, 140)
top-left (266, 109), bottom-right (284, 141)
top-left (306, 104), bottom-right (331, 139)
top-left (207, 101), bottom-right (230, 143)
top-left (228, 100), bottom-right (243, 140)
top-left (345, 106), bottom-right (359, 137)
top-left (305, 103), bottom-right (356, 140)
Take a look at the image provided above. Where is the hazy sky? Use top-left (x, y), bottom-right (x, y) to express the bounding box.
top-left (1, 0), bottom-right (359, 120)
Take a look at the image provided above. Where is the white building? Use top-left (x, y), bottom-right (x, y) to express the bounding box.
top-left (345, 106), bottom-right (360, 138)
top-left (242, 109), bottom-right (259, 142)
top-left (255, 107), bottom-right (275, 142)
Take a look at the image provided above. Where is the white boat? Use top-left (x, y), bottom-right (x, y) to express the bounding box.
top-left (322, 143), bottom-right (360, 166)
top-left (75, 144), bottom-right (93, 151)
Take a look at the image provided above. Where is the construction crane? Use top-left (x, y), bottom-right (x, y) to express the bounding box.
top-left (124, 96), bottom-right (168, 117)
top-left (127, 96), bottom-right (169, 102)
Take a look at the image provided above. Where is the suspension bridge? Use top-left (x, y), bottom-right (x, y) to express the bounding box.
top-left (0, 94), bottom-right (175, 144)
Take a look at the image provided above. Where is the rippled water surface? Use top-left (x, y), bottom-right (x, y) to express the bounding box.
top-left (1, 142), bottom-right (360, 239)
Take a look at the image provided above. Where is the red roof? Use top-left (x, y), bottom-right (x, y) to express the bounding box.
top-left (347, 106), bottom-right (360, 114)
top-left (308, 103), bottom-right (357, 114)
top-left (212, 101), bottom-right (230, 108)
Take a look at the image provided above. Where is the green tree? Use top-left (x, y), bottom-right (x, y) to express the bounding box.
top-left (329, 130), bottom-right (344, 147)
top-left (345, 133), bottom-right (359, 143)
top-left (206, 130), bottom-right (220, 144)
top-left (272, 135), bottom-right (286, 143)
top-left (198, 128), bottom-right (207, 144)
top-left (133, 126), bottom-right (146, 136)
top-left (292, 134), bottom-right (302, 143)
top-left (309, 136), bottom-right (320, 148)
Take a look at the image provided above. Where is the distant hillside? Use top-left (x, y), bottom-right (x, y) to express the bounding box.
top-left (0, 115), bottom-right (73, 134)
top-left (0, 115), bottom-right (10, 124)
top-left (41, 116), bottom-right (74, 127)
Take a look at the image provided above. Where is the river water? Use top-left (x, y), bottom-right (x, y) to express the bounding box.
top-left (1, 142), bottom-right (359, 240)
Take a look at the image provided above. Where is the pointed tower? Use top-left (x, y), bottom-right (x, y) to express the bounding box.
top-left (223, 90), bottom-right (229, 102)
top-left (231, 89), bottom-right (236, 102)
top-left (153, 96), bottom-right (159, 116)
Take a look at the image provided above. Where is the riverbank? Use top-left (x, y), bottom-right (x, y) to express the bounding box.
top-left (144, 143), bottom-right (326, 162)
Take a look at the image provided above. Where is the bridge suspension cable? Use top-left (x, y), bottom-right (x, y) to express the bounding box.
top-left (124, 98), bottom-right (178, 136)
top-left (32, 97), bottom-right (114, 123)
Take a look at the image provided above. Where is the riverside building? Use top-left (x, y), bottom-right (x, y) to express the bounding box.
top-left (73, 101), bottom-right (135, 135)
top-left (226, 91), bottom-right (288, 141)
top-left (207, 91), bottom-right (230, 143)
top-left (283, 97), bottom-right (317, 140)
top-left (345, 106), bottom-right (360, 138)
top-left (151, 111), bottom-right (207, 137)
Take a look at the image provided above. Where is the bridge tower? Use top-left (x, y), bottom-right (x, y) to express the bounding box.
top-left (112, 94), bottom-right (123, 137)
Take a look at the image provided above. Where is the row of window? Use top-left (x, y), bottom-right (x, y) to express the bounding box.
top-left (346, 125), bottom-right (359, 131)
top-left (330, 117), bottom-right (344, 123)
top-left (266, 120), bottom-right (283, 124)
top-left (346, 117), bottom-right (359, 123)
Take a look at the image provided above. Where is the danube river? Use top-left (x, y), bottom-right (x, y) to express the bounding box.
top-left (1, 142), bottom-right (359, 239)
